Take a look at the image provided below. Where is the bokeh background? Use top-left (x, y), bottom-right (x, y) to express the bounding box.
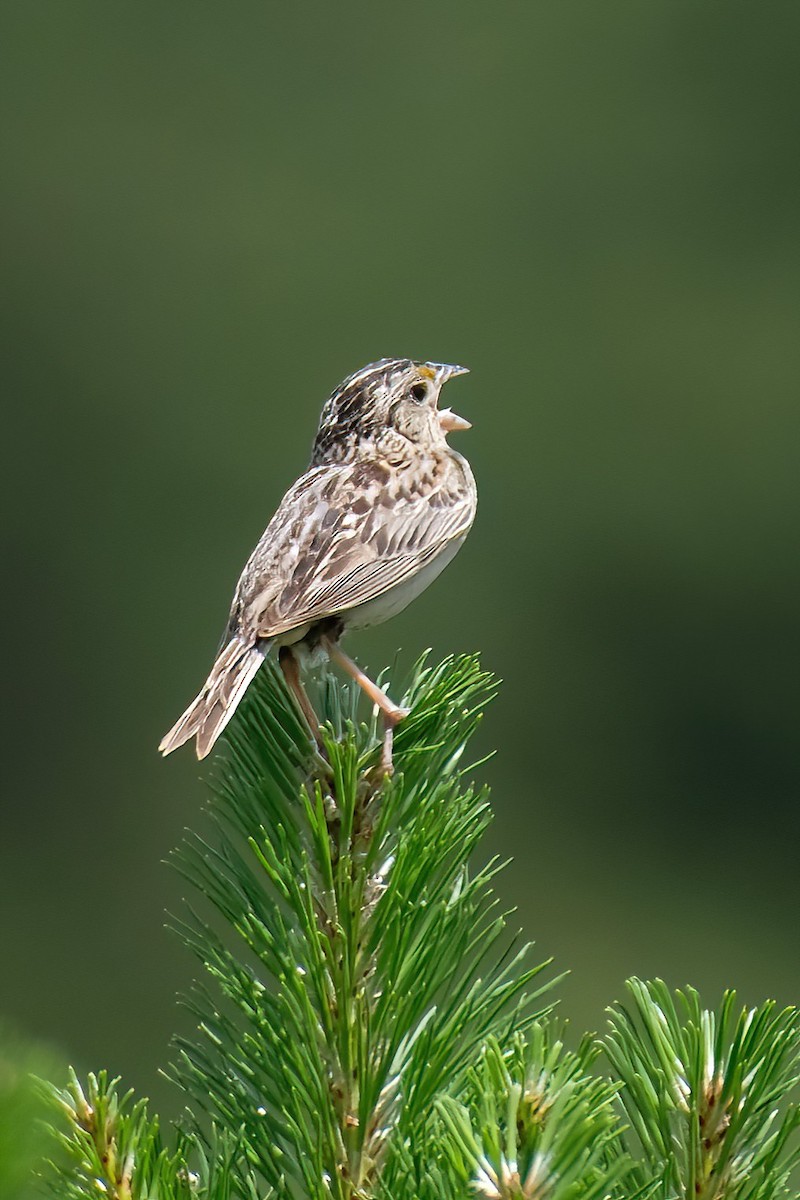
top-left (2, 0), bottom-right (798, 1127)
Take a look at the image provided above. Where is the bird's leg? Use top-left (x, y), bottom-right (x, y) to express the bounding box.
top-left (279, 646), bottom-right (326, 751)
top-left (323, 639), bottom-right (408, 723)
top-left (322, 638), bottom-right (409, 773)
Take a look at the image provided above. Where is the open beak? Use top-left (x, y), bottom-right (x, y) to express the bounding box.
top-left (432, 363), bottom-right (471, 433)
top-left (438, 408), bottom-right (472, 432)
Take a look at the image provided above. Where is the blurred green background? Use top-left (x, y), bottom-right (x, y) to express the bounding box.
top-left (2, 0), bottom-right (798, 1123)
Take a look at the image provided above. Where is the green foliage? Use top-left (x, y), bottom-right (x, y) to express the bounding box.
top-left (169, 654), bottom-right (553, 1199)
top-left (604, 978), bottom-right (800, 1200)
top-left (0, 1024), bottom-right (61, 1200)
top-left (415, 1028), bottom-right (640, 1200)
top-left (46, 1069), bottom-right (247, 1200)
top-left (48, 1069), bottom-right (189, 1200)
top-left (38, 655), bottom-right (800, 1200)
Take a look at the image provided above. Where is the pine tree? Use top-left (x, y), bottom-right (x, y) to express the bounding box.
top-left (43, 655), bottom-right (800, 1199)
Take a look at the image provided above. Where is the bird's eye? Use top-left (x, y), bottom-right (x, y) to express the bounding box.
top-left (410, 383), bottom-right (428, 403)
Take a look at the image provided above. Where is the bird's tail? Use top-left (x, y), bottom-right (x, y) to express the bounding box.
top-left (159, 636), bottom-right (266, 759)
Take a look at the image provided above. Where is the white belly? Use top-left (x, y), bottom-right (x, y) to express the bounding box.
top-left (342, 535), bottom-right (467, 631)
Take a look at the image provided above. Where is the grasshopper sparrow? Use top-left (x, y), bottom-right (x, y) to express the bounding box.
top-left (159, 358), bottom-right (476, 771)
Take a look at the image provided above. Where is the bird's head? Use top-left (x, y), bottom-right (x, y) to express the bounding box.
top-left (311, 358), bottom-right (471, 465)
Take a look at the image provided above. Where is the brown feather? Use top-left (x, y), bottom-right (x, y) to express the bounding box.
top-left (159, 637), bottom-right (265, 759)
top-left (230, 448), bottom-right (475, 641)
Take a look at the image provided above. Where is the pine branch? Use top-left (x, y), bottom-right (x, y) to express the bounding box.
top-left (39, 655), bottom-right (800, 1200)
top-left (47, 1069), bottom-right (190, 1200)
top-left (46, 1068), bottom-right (256, 1200)
top-left (421, 1027), bottom-right (644, 1200)
top-left (169, 653), bottom-right (554, 1199)
top-left (603, 978), bottom-right (800, 1199)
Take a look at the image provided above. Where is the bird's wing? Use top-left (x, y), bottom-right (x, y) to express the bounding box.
top-left (234, 456), bottom-right (475, 639)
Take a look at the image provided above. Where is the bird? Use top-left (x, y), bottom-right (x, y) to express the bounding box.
top-left (158, 358), bottom-right (477, 773)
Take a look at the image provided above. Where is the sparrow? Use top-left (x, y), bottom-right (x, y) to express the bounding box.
top-left (159, 358), bottom-right (476, 772)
